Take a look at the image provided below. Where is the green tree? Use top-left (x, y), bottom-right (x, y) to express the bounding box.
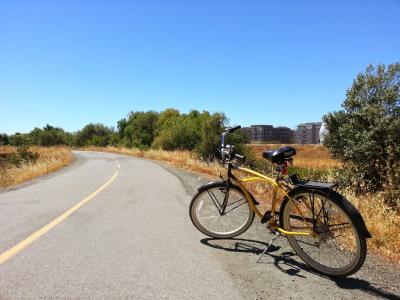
top-left (151, 109), bottom-right (249, 161)
top-left (64, 132), bottom-right (77, 147)
top-left (323, 63), bottom-right (400, 193)
top-left (152, 109), bottom-right (202, 151)
top-left (9, 133), bottom-right (31, 146)
top-left (195, 112), bottom-right (226, 160)
top-left (0, 133), bottom-right (9, 145)
top-left (122, 111), bottom-right (159, 148)
top-left (29, 124), bottom-right (67, 146)
top-left (117, 118), bottom-right (128, 139)
top-left (76, 123), bottom-right (113, 147)
top-left (154, 108), bottom-right (180, 136)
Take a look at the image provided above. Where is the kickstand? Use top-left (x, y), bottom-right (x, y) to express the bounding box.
top-left (257, 232), bottom-right (280, 263)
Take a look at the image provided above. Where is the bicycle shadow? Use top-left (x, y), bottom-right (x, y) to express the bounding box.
top-left (200, 238), bottom-right (400, 300)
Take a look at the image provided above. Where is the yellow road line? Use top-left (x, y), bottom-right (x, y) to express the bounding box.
top-left (0, 170), bottom-right (119, 265)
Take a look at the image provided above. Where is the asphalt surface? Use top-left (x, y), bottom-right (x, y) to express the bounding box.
top-left (0, 151), bottom-right (399, 299)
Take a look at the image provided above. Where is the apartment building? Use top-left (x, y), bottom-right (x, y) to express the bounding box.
top-left (273, 126), bottom-right (294, 144)
top-left (242, 122), bottom-right (322, 144)
top-left (293, 122), bottom-right (322, 144)
top-left (241, 125), bottom-right (293, 143)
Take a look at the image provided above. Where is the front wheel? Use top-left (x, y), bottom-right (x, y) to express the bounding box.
top-left (281, 188), bottom-right (367, 277)
top-left (189, 182), bottom-right (254, 238)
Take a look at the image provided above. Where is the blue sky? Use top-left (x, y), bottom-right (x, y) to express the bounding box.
top-left (1, 0), bottom-right (399, 134)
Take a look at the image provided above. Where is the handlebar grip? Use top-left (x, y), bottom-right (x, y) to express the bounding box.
top-left (227, 125), bottom-right (241, 133)
top-left (234, 154), bottom-right (245, 160)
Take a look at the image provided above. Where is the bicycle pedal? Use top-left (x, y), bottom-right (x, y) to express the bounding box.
top-left (261, 211), bottom-right (272, 224)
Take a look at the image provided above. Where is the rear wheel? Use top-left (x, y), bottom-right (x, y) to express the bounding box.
top-left (189, 182), bottom-right (254, 238)
top-left (281, 189), bottom-right (367, 277)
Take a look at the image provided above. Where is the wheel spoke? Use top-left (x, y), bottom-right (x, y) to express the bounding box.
top-left (207, 190), bottom-right (222, 212)
top-left (198, 215), bottom-right (219, 220)
top-left (283, 191), bottom-right (364, 276)
top-left (223, 199), bottom-right (247, 214)
top-left (191, 186), bottom-right (253, 238)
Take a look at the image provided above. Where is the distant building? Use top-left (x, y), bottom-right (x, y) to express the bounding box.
top-left (242, 122), bottom-right (323, 144)
top-left (273, 126), bottom-right (294, 144)
top-left (241, 125), bottom-right (293, 143)
top-left (294, 122), bottom-right (322, 144)
top-left (251, 125), bottom-right (272, 142)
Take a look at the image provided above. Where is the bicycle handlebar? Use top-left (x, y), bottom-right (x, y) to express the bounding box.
top-left (226, 125), bottom-right (241, 133)
top-left (220, 125), bottom-right (245, 164)
top-left (221, 125), bottom-right (241, 148)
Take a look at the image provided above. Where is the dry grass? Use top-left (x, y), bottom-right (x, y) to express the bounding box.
top-left (0, 146), bottom-right (73, 188)
top-left (85, 146), bottom-right (400, 263)
top-left (347, 192), bottom-right (400, 262)
top-left (0, 145), bottom-right (16, 156)
top-left (248, 144), bottom-right (342, 170)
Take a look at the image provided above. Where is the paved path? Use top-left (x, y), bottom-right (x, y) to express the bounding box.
top-left (0, 151), bottom-right (399, 299)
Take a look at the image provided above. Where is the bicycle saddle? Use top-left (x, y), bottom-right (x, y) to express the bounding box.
top-left (262, 146), bottom-right (296, 164)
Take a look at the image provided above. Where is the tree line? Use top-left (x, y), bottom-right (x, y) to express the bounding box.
top-left (0, 109), bottom-right (247, 161)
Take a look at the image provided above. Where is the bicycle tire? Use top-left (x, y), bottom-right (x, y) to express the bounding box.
top-left (189, 182), bottom-right (255, 238)
top-left (280, 188), bottom-right (367, 277)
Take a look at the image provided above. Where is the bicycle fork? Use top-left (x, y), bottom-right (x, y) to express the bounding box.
top-left (219, 179), bottom-right (231, 215)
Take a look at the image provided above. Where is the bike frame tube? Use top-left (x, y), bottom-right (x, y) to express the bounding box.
top-left (230, 166), bottom-right (313, 236)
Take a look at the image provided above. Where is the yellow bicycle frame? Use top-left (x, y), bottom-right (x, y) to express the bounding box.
top-left (230, 166), bottom-right (314, 237)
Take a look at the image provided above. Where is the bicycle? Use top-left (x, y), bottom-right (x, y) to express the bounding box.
top-left (189, 126), bottom-right (371, 277)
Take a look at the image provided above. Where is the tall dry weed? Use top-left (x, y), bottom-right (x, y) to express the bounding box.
top-left (248, 144), bottom-right (342, 169)
top-left (347, 192), bottom-right (400, 262)
top-left (0, 146), bottom-right (73, 188)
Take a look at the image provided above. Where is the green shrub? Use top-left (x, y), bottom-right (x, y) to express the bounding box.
top-left (119, 111), bottom-right (159, 148)
top-left (30, 125), bottom-right (67, 146)
top-left (151, 109), bottom-right (230, 161)
top-left (75, 123), bottom-right (114, 147)
top-left (9, 146), bottom-right (39, 167)
top-left (323, 63), bottom-right (400, 193)
top-left (289, 166), bottom-right (333, 182)
top-left (152, 111), bottom-right (200, 151)
top-left (9, 133), bottom-right (31, 146)
top-left (0, 133), bottom-right (9, 145)
top-left (195, 112), bottom-right (226, 160)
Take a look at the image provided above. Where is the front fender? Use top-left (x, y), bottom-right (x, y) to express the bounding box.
top-left (197, 181), bottom-right (223, 193)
